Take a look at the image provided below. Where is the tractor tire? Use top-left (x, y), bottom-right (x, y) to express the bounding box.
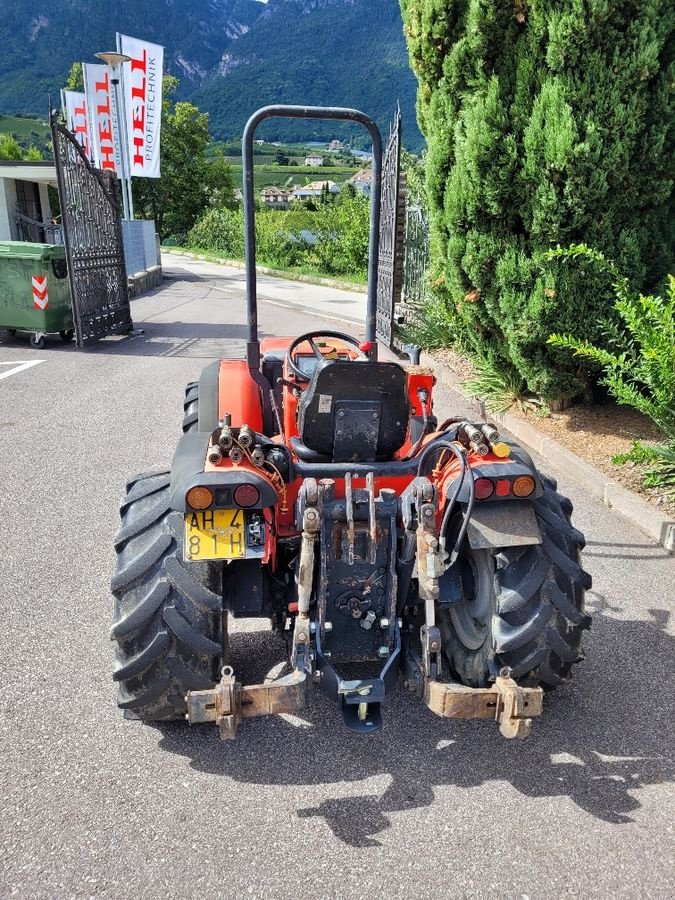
top-left (439, 475), bottom-right (592, 689)
top-left (111, 470), bottom-right (226, 720)
top-left (182, 381), bottom-right (199, 433)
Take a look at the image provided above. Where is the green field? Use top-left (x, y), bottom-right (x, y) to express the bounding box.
top-left (0, 114), bottom-right (51, 154)
top-left (0, 114), bottom-right (50, 139)
top-left (227, 164), bottom-right (359, 192)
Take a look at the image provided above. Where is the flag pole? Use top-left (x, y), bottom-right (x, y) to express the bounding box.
top-left (116, 33), bottom-right (134, 219)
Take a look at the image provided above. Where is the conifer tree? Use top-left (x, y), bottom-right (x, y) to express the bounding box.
top-left (401, 0), bottom-right (674, 401)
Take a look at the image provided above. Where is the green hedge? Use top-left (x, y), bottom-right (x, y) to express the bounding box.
top-left (401, 0), bottom-right (674, 402)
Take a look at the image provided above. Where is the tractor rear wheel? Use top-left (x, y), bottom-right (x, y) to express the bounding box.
top-left (182, 381), bottom-right (199, 432)
top-left (111, 470), bottom-right (226, 720)
top-left (439, 476), bottom-right (591, 689)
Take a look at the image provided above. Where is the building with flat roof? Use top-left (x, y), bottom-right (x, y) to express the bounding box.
top-left (0, 161), bottom-right (60, 243)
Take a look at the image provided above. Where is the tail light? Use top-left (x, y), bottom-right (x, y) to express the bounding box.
top-left (186, 486), bottom-right (214, 510)
top-left (512, 475), bottom-right (536, 497)
top-left (233, 483), bottom-right (260, 508)
top-left (474, 477), bottom-right (494, 500)
top-left (495, 479), bottom-right (511, 497)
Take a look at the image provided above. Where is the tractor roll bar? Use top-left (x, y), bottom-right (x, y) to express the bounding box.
top-left (242, 105), bottom-right (383, 369)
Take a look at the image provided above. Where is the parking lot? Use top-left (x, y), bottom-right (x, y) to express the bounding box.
top-left (1, 256), bottom-right (673, 899)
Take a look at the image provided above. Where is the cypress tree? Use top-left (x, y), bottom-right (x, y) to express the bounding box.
top-left (401, 0), bottom-right (674, 402)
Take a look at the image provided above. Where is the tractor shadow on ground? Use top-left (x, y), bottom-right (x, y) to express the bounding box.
top-left (155, 602), bottom-right (675, 847)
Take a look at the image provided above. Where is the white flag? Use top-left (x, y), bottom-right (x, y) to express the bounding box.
top-left (83, 63), bottom-right (123, 175)
top-left (119, 34), bottom-right (163, 179)
top-left (63, 90), bottom-right (92, 161)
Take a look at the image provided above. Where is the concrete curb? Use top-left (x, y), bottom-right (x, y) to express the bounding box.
top-left (422, 351), bottom-right (675, 554)
top-left (164, 248), bottom-right (367, 294)
top-left (128, 265), bottom-right (162, 298)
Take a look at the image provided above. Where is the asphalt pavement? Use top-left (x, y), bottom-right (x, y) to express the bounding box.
top-left (0, 257), bottom-right (673, 899)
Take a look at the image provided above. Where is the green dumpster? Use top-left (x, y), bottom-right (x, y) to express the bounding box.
top-left (0, 241), bottom-right (74, 348)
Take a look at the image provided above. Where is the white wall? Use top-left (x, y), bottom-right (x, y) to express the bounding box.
top-left (0, 177), bottom-right (18, 241)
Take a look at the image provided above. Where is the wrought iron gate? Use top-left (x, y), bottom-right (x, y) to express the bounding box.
top-left (375, 108), bottom-right (406, 347)
top-left (402, 205), bottom-right (429, 309)
top-left (51, 113), bottom-right (132, 347)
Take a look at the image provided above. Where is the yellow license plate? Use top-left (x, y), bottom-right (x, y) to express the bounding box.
top-left (185, 509), bottom-right (246, 561)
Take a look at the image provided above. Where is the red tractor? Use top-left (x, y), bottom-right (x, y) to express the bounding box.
top-left (111, 106), bottom-right (591, 739)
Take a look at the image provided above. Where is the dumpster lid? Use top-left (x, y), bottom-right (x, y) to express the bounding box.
top-left (0, 241), bottom-right (66, 261)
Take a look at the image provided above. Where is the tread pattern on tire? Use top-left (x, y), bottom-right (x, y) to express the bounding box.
top-left (183, 382), bottom-right (199, 433)
top-left (111, 471), bottom-right (225, 720)
top-left (442, 475), bottom-right (592, 689)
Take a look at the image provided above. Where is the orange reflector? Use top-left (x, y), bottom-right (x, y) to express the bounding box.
top-left (512, 475), bottom-right (536, 497)
top-left (495, 478), bottom-right (511, 497)
top-left (186, 486), bottom-right (214, 510)
top-left (474, 477), bottom-right (494, 500)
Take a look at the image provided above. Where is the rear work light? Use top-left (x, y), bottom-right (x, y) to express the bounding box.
top-left (186, 486), bottom-right (214, 510)
top-left (495, 478), bottom-right (511, 497)
top-left (512, 475), bottom-right (536, 497)
top-left (474, 477), bottom-right (494, 500)
top-left (233, 483), bottom-right (260, 508)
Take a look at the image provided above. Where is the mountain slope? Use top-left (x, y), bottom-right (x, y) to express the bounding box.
top-left (0, 0), bottom-right (422, 149)
top-left (192, 0), bottom-right (422, 147)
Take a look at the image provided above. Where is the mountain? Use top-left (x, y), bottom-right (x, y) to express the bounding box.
top-left (0, 0), bottom-right (423, 149)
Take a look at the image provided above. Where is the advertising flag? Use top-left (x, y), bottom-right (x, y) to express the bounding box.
top-left (119, 34), bottom-right (163, 178)
top-left (63, 90), bottom-right (92, 160)
top-left (83, 62), bottom-right (123, 175)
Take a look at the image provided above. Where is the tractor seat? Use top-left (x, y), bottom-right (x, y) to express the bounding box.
top-left (296, 359), bottom-right (409, 462)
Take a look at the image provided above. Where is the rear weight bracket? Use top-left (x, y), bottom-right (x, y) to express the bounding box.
top-left (403, 646), bottom-right (543, 739)
top-left (186, 666), bottom-right (307, 741)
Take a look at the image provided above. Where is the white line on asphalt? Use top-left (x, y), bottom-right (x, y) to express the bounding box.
top-left (0, 360), bottom-right (45, 381)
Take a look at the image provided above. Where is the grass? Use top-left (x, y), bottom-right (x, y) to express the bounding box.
top-left (0, 113), bottom-right (50, 138)
top-left (0, 113), bottom-right (51, 151)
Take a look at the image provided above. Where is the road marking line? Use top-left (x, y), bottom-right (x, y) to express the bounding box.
top-left (0, 360), bottom-right (45, 381)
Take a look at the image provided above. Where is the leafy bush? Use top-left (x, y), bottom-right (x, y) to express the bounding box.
top-left (549, 248), bottom-right (675, 439)
top-left (255, 211), bottom-right (306, 270)
top-left (549, 246), bottom-right (675, 496)
top-left (187, 207), bottom-right (244, 259)
top-left (400, 291), bottom-right (460, 350)
top-left (309, 194), bottom-right (371, 276)
top-left (0, 133), bottom-right (23, 160)
top-left (186, 190), bottom-right (372, 279)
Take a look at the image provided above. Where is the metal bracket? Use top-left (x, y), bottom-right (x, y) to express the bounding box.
top-left (186, 666), bottom-right (307, 741)
top-left (493, 669), bottom-right (540, 739)
top-left (423, 669), bottom-right (543, 739)
top-left (415, 487), bottom-right (444, 679)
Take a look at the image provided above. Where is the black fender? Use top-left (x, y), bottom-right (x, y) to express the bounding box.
top-left (169, 432), bottom-right (278, 512)
top-left (197, 360), bottom-right (220, 433)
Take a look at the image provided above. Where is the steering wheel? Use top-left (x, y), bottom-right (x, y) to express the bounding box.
top-left (285, 330), bottom-right (368, 383)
